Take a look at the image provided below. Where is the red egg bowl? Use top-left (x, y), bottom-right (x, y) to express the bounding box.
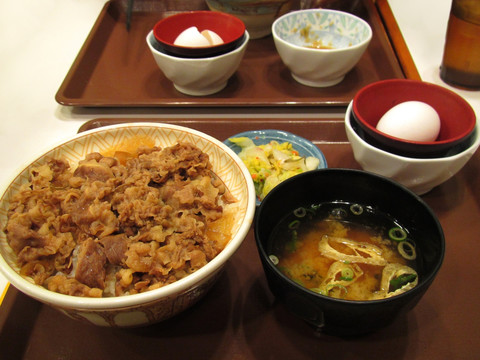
top-left (352, 79), bottom-right (476, 158)
top-left (153, 11), bottom-right (246, 58)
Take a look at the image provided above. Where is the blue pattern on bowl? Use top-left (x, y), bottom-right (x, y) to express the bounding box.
top-left (274, 9), bottom-right (371, 49)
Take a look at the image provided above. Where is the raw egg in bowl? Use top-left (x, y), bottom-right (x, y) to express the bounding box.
top-left (153, 11), bottom-right (246, 58)
top-left (352, 79), bottom-right (477, 158)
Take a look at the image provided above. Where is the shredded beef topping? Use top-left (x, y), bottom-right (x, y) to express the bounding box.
top-left (4, 143), bottom-right (236, 297)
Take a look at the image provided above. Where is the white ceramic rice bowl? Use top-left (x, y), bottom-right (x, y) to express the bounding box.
top-left (272, 9), bottom-right (372, 87)
top-left (0, 123), bottom-right (256, 327)
top-left (345, 101), bottom-right (480, 195)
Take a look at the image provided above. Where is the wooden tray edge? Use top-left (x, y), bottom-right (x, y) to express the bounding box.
top-left (375, 0), bottom-right (421, 80)
top-left (55, 0), bottom-right (416, 108)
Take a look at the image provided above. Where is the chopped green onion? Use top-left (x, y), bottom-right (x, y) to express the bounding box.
top-left (340, 267), bottom-right (354, 281)
top-left (288, 220), bottom-right (300, 229)
top-left (350, 203), bottom-right (363, 215)
top-left (293, 207), bottom-right (307, 218)
top-left (389, 273), bottom-right (417, 292)
top-left (398, 240), bottom-right (416, 260)
top-left (389, 227), bottom-right (407, 242)
top-left (269, 255), bottom-right (279, 265)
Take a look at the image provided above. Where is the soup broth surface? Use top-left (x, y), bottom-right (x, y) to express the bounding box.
top-left (269, 202), bottom-right (418, 301)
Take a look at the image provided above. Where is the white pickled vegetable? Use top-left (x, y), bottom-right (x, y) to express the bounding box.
top-left (228, 137), bottom-right (320, 200)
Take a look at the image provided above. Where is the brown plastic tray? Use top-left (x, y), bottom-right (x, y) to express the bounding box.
top-left (1, 117), bottom-right (479, 359)
top-left (55, 0), bottom-right (406, 108)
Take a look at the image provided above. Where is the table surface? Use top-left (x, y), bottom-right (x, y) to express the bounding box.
top-left (1, 116), bottom-right (479, 360)
top-left (0, 0), bottom-right (479, 358)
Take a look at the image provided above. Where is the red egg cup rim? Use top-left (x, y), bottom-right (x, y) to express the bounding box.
top-left (153, 10), bottom-right (246, 50)
top-left (352, 79), bottom-right (476, 146)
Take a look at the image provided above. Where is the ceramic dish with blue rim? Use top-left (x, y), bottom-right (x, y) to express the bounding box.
top-left (224, 129), bottom-right (327, 205)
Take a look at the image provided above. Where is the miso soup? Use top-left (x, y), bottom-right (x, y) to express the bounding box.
top-left (268, 202), bottom-right (418, 301)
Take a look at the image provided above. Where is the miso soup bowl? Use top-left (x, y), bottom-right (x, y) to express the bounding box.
top-left (254, 168), bottom-right (445, 336)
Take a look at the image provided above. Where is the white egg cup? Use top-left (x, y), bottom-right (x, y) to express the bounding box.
top-left (146, 31), bottom-right (249, 96)
top-left (345, 101), bottom-right (480, 195)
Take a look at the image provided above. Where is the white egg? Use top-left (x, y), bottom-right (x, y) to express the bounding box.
top-left (201, 30), bottom-right (224, 46)
top-left (376, 101), bottom-right (441, 142)
top-left (174, 26), bottom-right (211, 47)
top-left (174, 27), bottom-right (224, 47)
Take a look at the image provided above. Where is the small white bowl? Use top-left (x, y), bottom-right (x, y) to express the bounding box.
top-left (272, 9), bottom-right (372, 87)
top-left (146, 30), bottom-right (249, 96)
top-left (0, 123), bottom-right (256, 327)
top-left (345, 101), bottom-right (480, 195)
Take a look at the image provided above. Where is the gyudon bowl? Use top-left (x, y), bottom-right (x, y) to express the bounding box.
top-left (0, 123), bottom-right (256, 327)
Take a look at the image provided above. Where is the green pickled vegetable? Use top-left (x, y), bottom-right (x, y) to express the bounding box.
top-left (389, 273), bottom-right (417, 292)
